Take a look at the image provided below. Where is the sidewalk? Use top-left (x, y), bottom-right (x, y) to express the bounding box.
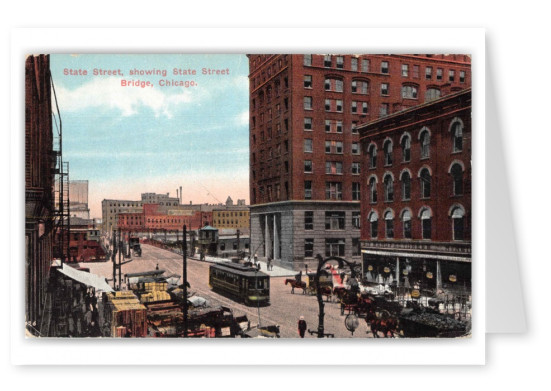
top-left (190, 254), bottom-right (296, 277)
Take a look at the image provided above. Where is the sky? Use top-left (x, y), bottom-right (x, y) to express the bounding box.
top-left (49, 54), bottom-right (250, 219)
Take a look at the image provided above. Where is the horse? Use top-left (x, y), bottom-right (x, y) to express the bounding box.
top-left (285, 279), bottom-right (306, 294)
top-left (366, 312), bottom-right (399, 338)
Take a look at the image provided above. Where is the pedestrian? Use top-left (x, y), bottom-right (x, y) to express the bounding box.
top-left (254, 253), bottom-right (258, 265)
top-left (267, 257), bottom-right (272, 271)
top-left (298, 316), bottom-right (307, 338)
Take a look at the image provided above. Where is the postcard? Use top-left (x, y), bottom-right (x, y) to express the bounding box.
top-left (14, 27), bottom-right (486, 365)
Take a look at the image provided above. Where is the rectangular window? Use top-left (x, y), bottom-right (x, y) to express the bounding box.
top-left (325, 99), bottom-right (331, 111)
top-left (362, 102), bottom-right (368, 114)
top-left (325, 238), bottom-right (345, 257)
top-left (336, 121), bottom-right (342, 133)
top-left (351, 121), bottom-right (358, 134)
top-left (351, 101), bottom-right (357, 113)
top-left (413, 65), bottom-right (420, 78)
top-left (362, 59), bottom-right (369, 72)
top-left (303, 54), bottom-right (312, 66)
top-left (304, 138), bottom-right (313, 153)
top-left (460, 70), bottom-right (466, 83)
top-left (436, 68), bottom-right (443, 80)
top-left (304, 160), bottom-right (312, 173)
top-left (304, 117), bottom-right (312, 130)
top-left (351, 80), bottom-right (357, 93)
top-left (381, 83), bottom-right (389, 95)
top-left (304, 96), bottom-right (312, 110)
top-left (381, 61), bottom-right (389, 74)
top-left (325, 161), bottom-right (343, 175)
top-left (380, 103), bottom-right (389, 117)
top-left (401, 64), bottom-right (408, 77)
top-left (352, 238), bottom-right (361, 256)
top-left (324, 54), bottom-right (332, 67)
top-left (352, 212), bottom-right (361, 229)
top-left (351, 57), bottom-right (358, 71)
top-left (325, 182), bottom-right (343, 200)
top-left (425, 66), bottom-right (432, 80)
top-left (449, 70), bottom-right (455, 82)
top-left (335, 79), bottom-right (343, 92)
top-left (360, 81), bottom-right (368, 94)
top-left (336, 56), bottom-right (344, 69)
top-left (336, 99), bottom-right (343, 112)
top-left (351, 142), bottom-right (360, 155)
top-left (304, 211), bottom-right (314, 230)
top-left (352, 182), bottom-right (361, 200)
top-left (304, 75), bottom-right (312, 88)
top-left (325, 119), bottom-right (331, 133)
top-left (304, 181), bottom-right (312, 199)
top-left (325, 211), bottom-right (345, 230)
top-left (351, 162), bottom-right (361, 175)
top-left (305, 239), bottom-right (314, 257)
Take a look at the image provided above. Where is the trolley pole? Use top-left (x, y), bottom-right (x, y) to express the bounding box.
top-left (183, 224), bottom-right (188, 338)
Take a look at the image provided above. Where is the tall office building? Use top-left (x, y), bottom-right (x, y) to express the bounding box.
top-left (248, 54), bottom-right (471, 270)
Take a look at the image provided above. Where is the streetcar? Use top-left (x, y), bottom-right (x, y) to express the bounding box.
top-left (208, 263), bottom-right (270, 306)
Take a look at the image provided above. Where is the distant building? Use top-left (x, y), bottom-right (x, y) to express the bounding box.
top-left (358, 88), bottom-right (471, 291)
top-left (212, 208), bottom-right (250, 230)
top-left (70, 180), bottom-right (90, 219)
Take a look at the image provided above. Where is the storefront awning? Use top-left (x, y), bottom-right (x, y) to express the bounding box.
top-left (59, 264), bottom-right (114, 292)
top-left (361, 249), bottom-right (470, 263)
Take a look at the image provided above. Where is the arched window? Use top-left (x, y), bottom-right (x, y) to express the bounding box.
top-left (384, 210), bottom-right (394, 238)
top-left (368, 211), bottom-right (379, 238)
top-left (450, 163), bottom-right (464, 195)
top-left (368, 144), bottom-right (377, 168)
top-left (420, 168), bottom-right (431, 198)
top-left (420, 208), bottom-right (432, 239)
top-left (401, 85), bottom-right (418, 99)
top-left (401, 171), bottom-right (411, 200)
top-left (384, 139), bottom-right (393, 165)
top-left (451, 206), bottom-right (466, 241)
top-left (452, 121), bottom-right (463, 152)
top-left (384, 174), bottom-right (394, 202)
top-left (369, 177), bottom-right (378, 203)
top-left (401, 134), bottom-right (411, 162)
top-left (425, 88), bottom-right (441, 102)
top-left (402, 209), bottom-right (412, 239)
top-left (420, 129), bottom-right (430, 158)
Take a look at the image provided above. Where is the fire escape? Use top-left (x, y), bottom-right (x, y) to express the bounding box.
top-left (51, 75), bottom-right (70, 263)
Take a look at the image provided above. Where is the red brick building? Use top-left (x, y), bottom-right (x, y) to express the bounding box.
top-left (116, 203), bottom-right (211, 232)
top-left (25, 54), bottom-right (56, 333)
top-left (248, 54), bottom-right (471, 269)
top-left (358, 88), bottom-right (471, 291)
top-left (66, 217), bottom-right (105, 262)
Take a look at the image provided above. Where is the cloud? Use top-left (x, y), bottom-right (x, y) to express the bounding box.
top-left (237, 110), bottom-right (249, 126)
top-left (54, 76), bottom-right (194, 118)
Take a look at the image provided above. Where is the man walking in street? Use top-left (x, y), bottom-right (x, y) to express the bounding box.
top-left (298, 316), bottom-right (307, 338)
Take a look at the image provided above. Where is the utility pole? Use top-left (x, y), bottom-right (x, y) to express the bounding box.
top-left (118, 229), bottom-right (122, 290)
top-left (112, 229), bottom-right (117, 289)
top-left (182, 224), bottom-right (188, 337)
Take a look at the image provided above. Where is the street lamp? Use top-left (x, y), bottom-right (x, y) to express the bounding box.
top-left (310, 254), bottom-right (359, 338)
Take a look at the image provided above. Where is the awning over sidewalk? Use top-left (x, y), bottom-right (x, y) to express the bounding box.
top-left (59, 264), bottom-right (114, 292)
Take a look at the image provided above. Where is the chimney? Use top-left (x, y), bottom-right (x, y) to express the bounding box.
top-left (180, 186), bottom-right (183, 204)
top-left (176, 189), bottom-right (179, 201)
